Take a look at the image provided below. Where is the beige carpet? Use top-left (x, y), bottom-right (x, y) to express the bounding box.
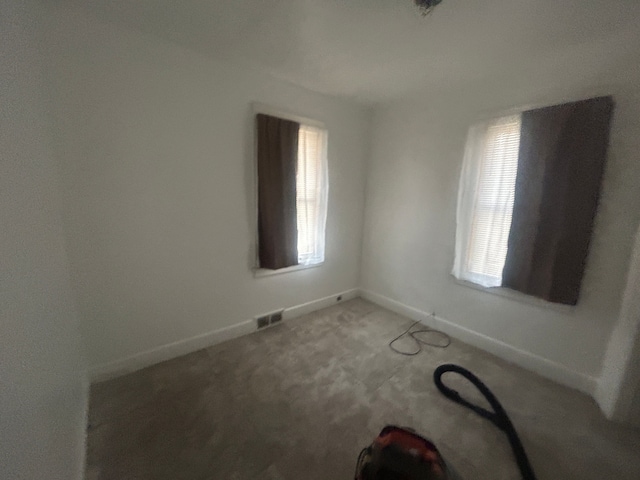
top-left (86, 298), bottom-right (640, 479)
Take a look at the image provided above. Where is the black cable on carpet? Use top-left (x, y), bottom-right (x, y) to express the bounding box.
top-left (388, 319), bottom-right (451, 355)
top-left (433, 364), bottom-right (537, 480)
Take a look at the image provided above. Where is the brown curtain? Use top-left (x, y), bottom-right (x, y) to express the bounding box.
top-left (256, 114), bottom-right (300, 269)
top-left (502, 96), bottom-right (614, 305)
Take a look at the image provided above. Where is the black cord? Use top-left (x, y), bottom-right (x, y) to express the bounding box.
top-left (433, 364), bottom-right (537, 480)
top-left (354, 446), bottom-right (370, 480)
top-left (389, 319), bottom-right (451, 356)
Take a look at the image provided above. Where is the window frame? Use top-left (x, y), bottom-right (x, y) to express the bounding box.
top-left (451, 97), bottom-right (604, 309)
top-left (251, 103), bottom-right (328, 277)
top-left (296, 123), bottom-right (328, 267)
top-left (453, 114), bottom-right (522, 288)
top-left (453, 131), bottom-right (571, 308)
top-left (466, 115), bottom-right (521, 286)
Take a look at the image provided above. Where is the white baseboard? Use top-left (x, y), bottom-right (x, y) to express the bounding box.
top-left (89, 318), bottom-right (256, 383)
top-left (359, 289), bottom-right (597, 395)
top-left (89, 288), bottom-right (358, 383)
top-left (284, 288), bottom-right (359, 320)
top-left (90, 287), bottom-right (596, 395)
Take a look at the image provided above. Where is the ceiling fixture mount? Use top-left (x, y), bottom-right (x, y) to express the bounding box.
top-left (415, 0), bottom-right (443, 16)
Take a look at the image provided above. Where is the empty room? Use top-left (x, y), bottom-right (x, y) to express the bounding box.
top-left (4, 0), bottom-right (640, 479)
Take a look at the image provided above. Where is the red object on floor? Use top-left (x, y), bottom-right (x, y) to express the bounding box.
top-left (355, 425), bottom-right (449, 479)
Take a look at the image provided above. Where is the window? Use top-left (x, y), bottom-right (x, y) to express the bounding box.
top-left (255, 112), bottom-right (328, 271)
top-left (453, 96), bottom-right (613, 305)
top-left (453, 114), bottom-right (521, 288)
top-left (296, 125), bottom-right (328, 266)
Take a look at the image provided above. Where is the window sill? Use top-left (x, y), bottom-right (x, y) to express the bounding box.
top-left (253, 262), bottom-right (323, 278)
top-left (453, 277), bottom-right (575, 312)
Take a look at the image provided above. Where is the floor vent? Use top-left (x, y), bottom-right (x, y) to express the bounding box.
top-left (255, 309), bottom-right (285, 329)
top-left (256, 315), bottom-right (270, 329)
top-left (270, 311), bottom-right (283, 324)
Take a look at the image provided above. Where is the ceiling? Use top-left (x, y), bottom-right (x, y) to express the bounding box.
top-left (62, 0), bottom-right (640, 105)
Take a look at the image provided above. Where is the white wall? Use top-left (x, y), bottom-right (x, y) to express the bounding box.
top-left (361, 82), bottom-right (640, 390)
top-left (596, 225), bottom-right (640, 422)
top-left (0, 1), bottom-right (87, 478)
top-left (43, 5), bottom-right (370, 373)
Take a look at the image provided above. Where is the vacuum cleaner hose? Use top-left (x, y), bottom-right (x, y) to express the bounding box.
top-left (433, 364), bottom-right (537, 480)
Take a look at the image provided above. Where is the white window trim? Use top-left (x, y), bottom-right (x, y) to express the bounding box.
top-left (250, 103), bottom-right (327, 276)
top-left (254, 262), bottom-right (323, 278)
top-left (453, 277), bottom-right (575, 312)
top-left (252, 103), bottom-right (326, 129)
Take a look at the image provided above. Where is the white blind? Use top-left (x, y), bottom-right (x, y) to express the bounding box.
top-left (296, 125), bottom-right (328, 265)
top-left (453, 114), bottom-right (521, 288)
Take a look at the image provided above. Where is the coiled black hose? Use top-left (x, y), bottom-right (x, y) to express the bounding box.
top-left (433, 364), bottom-right (537, 480)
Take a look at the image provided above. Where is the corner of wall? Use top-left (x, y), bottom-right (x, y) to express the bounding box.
top-left (356, 105), bottom-right (379, 290)
top-left (594, 223), bottom-right (640, 422)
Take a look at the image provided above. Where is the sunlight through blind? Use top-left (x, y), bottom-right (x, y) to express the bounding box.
top-left (466, 115), bottom-right (521, 284)
top-left (296, 125), bottom-right (327, 265)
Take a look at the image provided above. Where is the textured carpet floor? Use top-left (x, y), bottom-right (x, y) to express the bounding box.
top-left (86, 299), bottom-right (640, 479)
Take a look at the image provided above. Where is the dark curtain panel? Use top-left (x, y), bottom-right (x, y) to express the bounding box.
top-left (502, 96), bottom-right (614, 305)
top-left (256, 113), bottom-right (300, 269)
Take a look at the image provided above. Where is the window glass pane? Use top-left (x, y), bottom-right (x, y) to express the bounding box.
top-left (466, 115), bottom-right (521, 283)
top-left (296, 125), bottom-right (327, 265)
